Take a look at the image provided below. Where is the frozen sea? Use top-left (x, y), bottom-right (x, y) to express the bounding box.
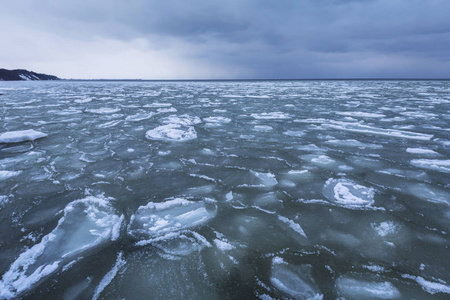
top-left (0, 80), bottom-right (449, 299)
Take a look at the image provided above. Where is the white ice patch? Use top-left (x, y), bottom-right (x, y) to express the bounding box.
top-left (253, 125), bottom-right (273, 131)
top-left (160, 114), bottom-right (201, 126)
top-left (250, 170), bottom-right (278, 187)
top-left (410, 159), bottom-right (450, 174)
top-left (323, 178), bottom-right (375, 208)
top-left (125, 112), bottom-right (157, 122)
top-left (402, 274), bottom-right (450, 295)
top-left (270, 259), bottom-right (323, 299)
top-left (0, 170), bottom-right (21, 180)
top-left (336, 275), bottom-right (401, 299)
top-left (322, 121), bottom-right (433, 141)
top-left (85, 108), bottom-right (121, 114)
top-left (203, 116), bottom-right (231, 126)
top-left (128, 198), bottom-right (217, 243)
top-left (143, 102), bottom-right (172, 108)
top-left (251, 112), bottom-right (291, 119)
top-left (406, 148), bottom-right (439, 156)
top-left (404, 183), bottom-right (450, 206)
top-left (0, 196), bottom-right (123, 299)
top-left (325, 139), bottom-right (383, 149)
top-left (372, 221), bottom-right (398, 237)
top-left (214, 239), bottom-right (235, 252)
top-left (74, 97), bottom-right (92, 104)
top-left (336, 111), bottom-right (385, 118)
top-left (277, 216), bottom-right (307, 238)
top-left (0, 130), bottom-right (47, 143)
top-left (283, 130), bottom-right (305, 137)
top-left (145, 124), bottom-right (197, 142)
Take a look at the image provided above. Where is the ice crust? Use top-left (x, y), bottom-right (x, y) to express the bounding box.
top-left (0, 130), bottom-right (47, 143)
top-left (0, 196), bottom-right (123, 299)
top-left (1, 80), bottom-right (449, 299)
top-left (323, 178), bottom-right (375, 208)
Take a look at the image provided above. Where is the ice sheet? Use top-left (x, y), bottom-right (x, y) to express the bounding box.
top-left (0, 130), bottom-right (47, 143)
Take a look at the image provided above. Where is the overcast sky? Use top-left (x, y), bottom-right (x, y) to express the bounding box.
top-left (1, 0), bottom-right (449, 79)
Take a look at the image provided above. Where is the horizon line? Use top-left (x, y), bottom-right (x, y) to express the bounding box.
top-left (59, 77), bottom-right (450, 81)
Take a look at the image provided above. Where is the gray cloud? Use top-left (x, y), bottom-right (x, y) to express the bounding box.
top-left (1, 0), bottom-right (449, 78)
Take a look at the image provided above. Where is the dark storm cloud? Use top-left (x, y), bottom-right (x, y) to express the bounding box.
top-left (2, 0), bottom-right (450, 78)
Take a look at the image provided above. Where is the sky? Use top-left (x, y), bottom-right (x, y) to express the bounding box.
top-left (1, 0), bottom-right (450, 79)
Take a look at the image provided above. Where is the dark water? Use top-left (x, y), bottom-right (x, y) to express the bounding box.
top-left (0, 80), bottom-right (449, 299)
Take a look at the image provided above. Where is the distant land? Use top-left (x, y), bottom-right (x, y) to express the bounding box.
top-left (0, 69), bottom-right (60, 81)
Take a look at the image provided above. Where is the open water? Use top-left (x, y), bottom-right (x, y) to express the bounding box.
top-left (0, 80), bottom-right (449, 299)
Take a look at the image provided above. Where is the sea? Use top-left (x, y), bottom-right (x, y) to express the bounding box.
top-left (0, 80), bottom-right (449, 299)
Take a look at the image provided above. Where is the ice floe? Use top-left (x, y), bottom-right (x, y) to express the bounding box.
top-left (0, 196), bottom-right (123, 299)
top-left (401, 274), bottom-right (450, 295)
top-left (0, 130), bottom-right (47, 143)
top-left (406, 148), bottom-right (439, 156)
top-left (0, 170), bottom-right (21, 180)
top-left (321, 121), bottom-right (434, 141)
top-left (270, 257), bottom-right (323, 299)
top-left (160, 114), bottom-right (201, 126)
top-left (128, 197), bottom-right (217, 244)
top-left (203, 116), bottom-right (231, 126)
top-left (251, 112), bottom-right (291, 119)
top-left (336, 275), bottom-right (401, 299)
top-left (145, 124), bottom-right (197, 141)
top-left (85, 108), bottom-right (121, 114)
top-left (322, 178), bottom-right (375, 208)
top-left (410, 159), bottom-right (450, 173)
top-left (336, 111), bottom-right (386, 118)
top-left (277, 216), bottom-right (307, 238)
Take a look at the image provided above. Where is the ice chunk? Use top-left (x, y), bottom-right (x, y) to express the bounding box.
top-left (336, 111), bottom-right (385, 118)
top-left (411, 159), bottom-right (450, 174)
top-left (0, 170), bottom-right (21, 180)
top-left (251, 112), bottom-right (291, 119)
top-left (323, 178), bottom-right (375, 208)
top-left (0, 196), bottom-right (123, 298)
top-left (278, 216), bottom-right (307, 238)
top-left (125, 112), bottom-right (157, 122)
top-left (203, 116), bottom-right (231, 126)
top-left (253, 125), bottom-right (273, 131)
top-left (402, 274), bottom-right (450, 295)
top-left (251, 170), bottom-right (278, 187)
top-left (406, 148), bottom-right (439, 156)
top-left (283, 130), bottom-right (305, 137)
top-left (160, 114), bottom-right (201, 126)
top-left (85, 108), bottom-right (121, 114)
top-left (0, 130), bottom-right (47, 143)
top-left (325, 139), bottom-right (383, 149)
top-left (214, 239), bottom-right (235, 252)
top-left (153, 232), bottom-right (210, 257)
top-left (270, 258), bottom-right (323, 299)
top-left (145, 124), bottom-right (197, 142)
top-left (128, 198), bottom-right (217, 242)
top-left (372, 221), bottom-right (398, 237)
top-left (324, 121), bottom-right (433, 141)
top-left (252, 192), bottom-right (282, 213)
top-left (336, 275), bottom-right (401, 299)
